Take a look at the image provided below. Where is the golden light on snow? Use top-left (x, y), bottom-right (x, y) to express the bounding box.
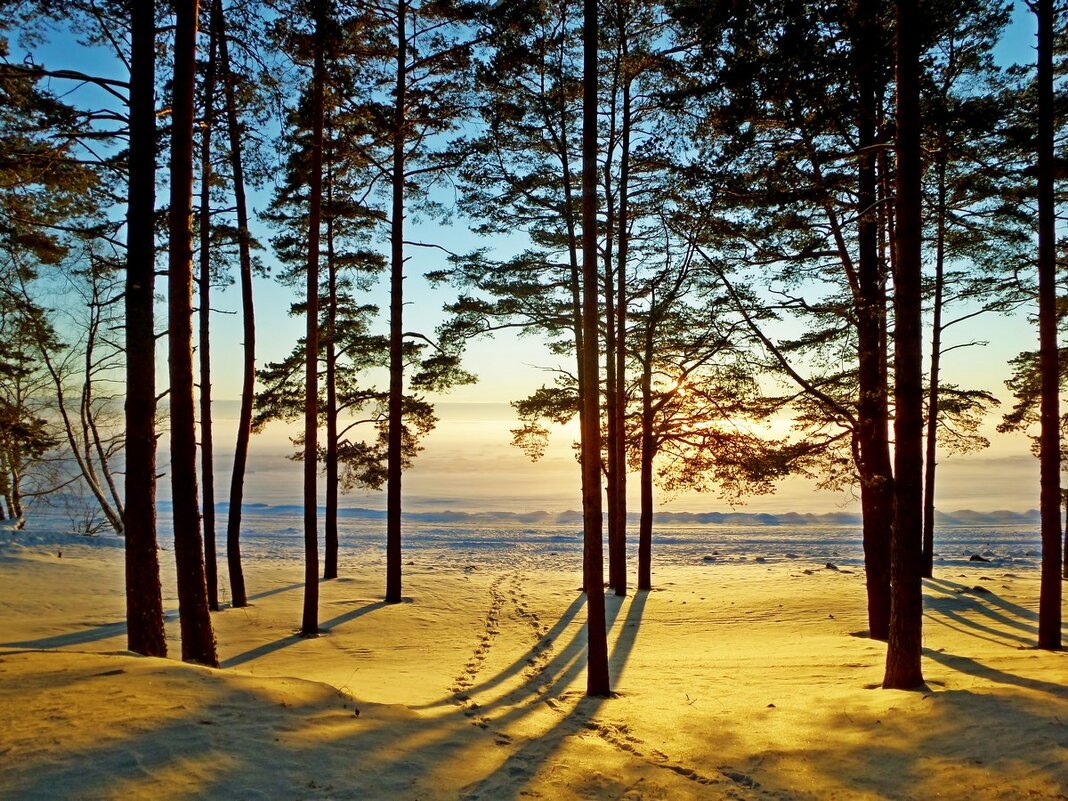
top-left (1, 541), bottom-right (1065, 798)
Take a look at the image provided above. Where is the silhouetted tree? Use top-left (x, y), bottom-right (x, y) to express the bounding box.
top-left (301, 0), bottom-right (328, 636)
top-left (267, 13), bottom-right (383, 578)
top-left (630, 242), bottom-right (791, 588)
top-left (169, 0), bottom-right (218, 666)
top-left (197, 2), bottom-right (221, 610)
top-left (883, 0), bottom-right (925, 689)
top-left (125, 0), bottom-right (167, 657)
top-left (919, 0), bottom-right (1027, 578)
top-left (581, 0), bottom-right (610, 698)
top-left (0, 311), bottom-right (56, 527)
top-left (1034, 0), bottom-right (1062, 650)
top-left (213, 0), bottom-right (257, 608)
top-left (0, 58), bottom-right (128, 535)
top-left (339, 0), bottom-right (478, 603)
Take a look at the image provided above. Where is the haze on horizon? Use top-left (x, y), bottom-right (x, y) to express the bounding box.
top-left (188, 399), bottom-right (1040, 517)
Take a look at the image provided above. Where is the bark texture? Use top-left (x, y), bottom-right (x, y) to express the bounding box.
top-left (637, 317), bottom-right (654, 591)
top-left (169, 0), bottom-right (218, 667)
top-left (302, 0), bottom-right (327, 636)
top-left (386, 0), bottom-right (408, 604)
top-left (198, 14), bottom-right (219, 611)
top-left (852, 3), bottom-right (893, 641)
top-left (215, 0), bottom-right (253, 609)
top-left (884, 0), bottom-right (925, 689)
top-left (324, 207), bottom-right (339, 580)
top-left (581, 0), bottom-right (610, 697)
top-left (1036, 0), bottom-right (1063, 650)
top-left (123, 0), bottom-right (167, 659)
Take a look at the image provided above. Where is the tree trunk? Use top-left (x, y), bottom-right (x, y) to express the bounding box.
top-left (883, 0), bottom-right (924, 689)
top-left (198, 12), bottom-right (219, 611)
top-left (614, 50), bottom-right (631, 598)
top-left (10, 467), bottom-right (23, 521)
top-left (214, 0), bottom-right (253, 609)
top-left (324, 171), bottom-right (339, 581)
top-left (581, 0), bottom-right (610, 697)
top-left (386, 0), bottom-right (408, 605)
top-left (922, 149), bottom-right (947, 579)
top-left (1036, 0), bottom-right (1063, 650)
top-left (82, 283), bottom-right (125, 527)
top-left (638, 321), bottom-right (654, 591)
top-left (39, 339), bottom-right (123, 532)
top-left (1062, 490), bottom-right (1067, 580)
top-left (603, 153), bottom-right (621, 593)
top-left (302, 0), bottom-right (327, 635)
top-left (1, 452), bottom-right (11, 523)
top-left (123, 0), bottom-right (166, 658)
top-left (169, 0), bottom-right (218, 667)
top-left (852, 2), bottom-right (893, 641)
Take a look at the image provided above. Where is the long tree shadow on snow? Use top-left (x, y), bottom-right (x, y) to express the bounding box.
top-left (3, 581), bottom-right (754, 801)
top-left (923, 647), bottom-right (1068, 698)
top-left (221, 597), bottom-right (389, 668)
top-left (406, 591), bottom-right (589, 713)
top-left (923, 577), bottom-right (1065, 648)
top-left (460, 589), bottom-right (655, 801)
top-left (0, 582), bottom-right (305, 651)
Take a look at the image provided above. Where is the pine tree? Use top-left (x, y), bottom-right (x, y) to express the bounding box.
top-left (1034, 0), bottom-right (1062, 651)
top-left (168, 0), bottom-right (218, 666)
top-left (213, 0), bottom-right (266, 610)
top-left (300, 0), bottom-right (328, 636)
top-left (883, 0), bottom-right (925, 690)
top-left (581, 0), bottom-right (610, 698)
top-left (339, 0), bottom-right (479, 603)
top-left (197, 0), bottom-right (222, 611)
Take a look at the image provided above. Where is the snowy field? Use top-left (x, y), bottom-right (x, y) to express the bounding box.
top-left (0, 512), bottom-right (1065, 800)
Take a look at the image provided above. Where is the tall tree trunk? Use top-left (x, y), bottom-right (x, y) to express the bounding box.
top-left (602, 15), bottom-right (630, 598)
top-left (614, 48), bottom-right (630, 598)
top-left (123, 0), bottom-right (166, 658)
top-left (302, 0), bottom-right (327, 635)
top-left (1036, 0), bottom-right (1063, 650)
top-left (324, 168), bottom-right (339, 581)
top-left (883, 0), bottom-right (924, 689)
top-left (198, 11), bottom-right (220, 611)
top-left (922, 148), bottom-right (947, 580)
top-left (214, 0), bottom-right (253, 609)
top-left (603, 143), bottom-right (621, 593)
top-left (169, 0), bottom-right (218, 667)
top-left (852, 4), bottom-right (893, 642)
top-left (581, 0), bottom-right (610, 697)
top-left (637, 316), bottom-right (654, 591)
top-left (386, 0), bottom-right (408, 605)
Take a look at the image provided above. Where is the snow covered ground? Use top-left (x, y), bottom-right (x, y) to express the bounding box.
top-left (0, 514), bottom-right (1065, 799)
